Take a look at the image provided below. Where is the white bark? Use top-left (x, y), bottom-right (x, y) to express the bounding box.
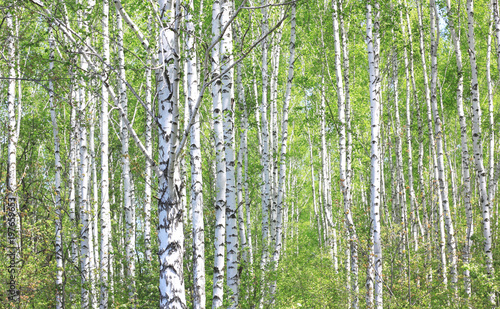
top-left (333, 0), bottom-right (358, 304)
top-left (6, 12), bottom-right (21, 304)
top-left (366, 2), bottom-right (382, 307)
top-left (116, 9), bottom-right (136, 303)
top-left (488, 5), bottom-right (495, 215)
top-left (211, 0), bottom-right (226, 306)
top-left (235, 23), bottom-right (249, 273)
top-left (220, 0), bottom-right (238, 306)
top-left (269, 9), bottom-right (284, 247)
top-left (100, 0), bottom-right (112, 307)
top-left (15, 17), bottom-right (22, 144)
top-left (237, 141), bottom-right (247, 264)
top-left (109, 156), bottom-right (115, 303)
top-left (158, 0), bottom-right (186, 307)
top-left (260, 0), bottom-right (272, 276)
top-left (69, 94), bottom-right (79, 275)
top-left (430, 0), bottom-right (458, 291)
top-left (78, 4), bottom-right (92, 304)
top-left (89, 89), bottom-right (98, 309)
top-left (492, 0), bottom-right (500, 203)
top-left (49, 24), bottom-right (64, 309)
top-left (185, 1), bottom-right (205, 307)
top-left (466, 1), bottom-right (495, 304)
top-left (238, 58), bottom-right (254, 270)
top-left (79, 73), bottom-right (91, 309)
top-left (144, 15), bottom-right (153, 264)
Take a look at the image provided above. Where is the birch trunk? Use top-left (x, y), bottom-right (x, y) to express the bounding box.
top-left (333, 1), bottom-right (358, 304)
top-left (79, 72), bottom-right (91, 309)
top-left (49, 24), bottom-right (64, 309)
top-left (220, 0), bottom-right (238, 306)
top-left (235, 23), bottom-right (249, 272)
top-left (158, 0), bottom-right (186, 307)
top-left (240, 70), bottom-right (254, 270)
top-left (69, 94), bottom-right (79, 278)
top-left (237, 141), bottom-right (248, 266)
top-left (116, 9), bottom-right (136, 304)
top-left (260, 0), bottom-right (272, 275)
top-left (185, 1), bottom-right (205, 307)
top-left (100, 0), bottom-right (112, 307)
top-left (89, 87), bottom-right (98, 309)
top-left (438, 84), bottom-right (458, 223)
top-left (78, 4), bottom-right (91, 302)
top-left (269, 9), bottom-right (284, 247)
top-left (445, 0), bottom-right (473, 293)
top-left (144, 15), bottom-right (153, 263)
top-left (6, 11), bottom-right (21, 305)
top-left (211, 0), bottom-right (226, 306)
top-left (366, 2), bottom-right (382, 307)
top-left (109, 156), bottom-right (115, 303)
top-left (466, 1), bottom-right (495, 304)
top-left (487, 2), bottom-right (495, 217)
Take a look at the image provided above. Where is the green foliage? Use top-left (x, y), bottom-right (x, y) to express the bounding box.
top-left (1, 0), bottom-right (500, 307)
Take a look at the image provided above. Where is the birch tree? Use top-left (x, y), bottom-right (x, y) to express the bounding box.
top-left (185, 1), bottom-right (205, 307)
top-left (211, 0), bottom-right (226, 306)
top-left (260, 0), bottom-right (272, 275)
top-left (429, 0), bottom-right (458, 291)
top-left (366, 1), bottom-right (382, 307)
top-left (116, 9), bottom-right (136, 303)
top-left (77, 2), bottom-right (93, 304)
top-left (444, 0), bottom-right (474, 296)
top-left (234, 23), bottom-right (249, 276)
top-left (6, 11), bottom-right (20, 305)
top-left (466, 0), bottom-right (495, 304)
top-left (487, 4), bottom-right (495, 214)
top-left (99, 0), bottom-right (112, 306)
top-left (333, 0), bottom-right (358, 305)
top-left (79, 67), bottom-right (91, 309)
top-left (220, 0), bottom-right (238, 306)
top-left (157, 0), bottom-right (187, 307)
top-left (144, 15), bottom-right (154, 264)
top-left (48, 23), bottom-right (64, 309)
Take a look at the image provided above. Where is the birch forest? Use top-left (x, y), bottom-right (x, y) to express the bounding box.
top-left (2, 0), bottom-right (500, 307)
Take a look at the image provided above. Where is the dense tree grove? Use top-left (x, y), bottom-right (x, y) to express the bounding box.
top-left (1, 0), bottom-right (500, 307)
